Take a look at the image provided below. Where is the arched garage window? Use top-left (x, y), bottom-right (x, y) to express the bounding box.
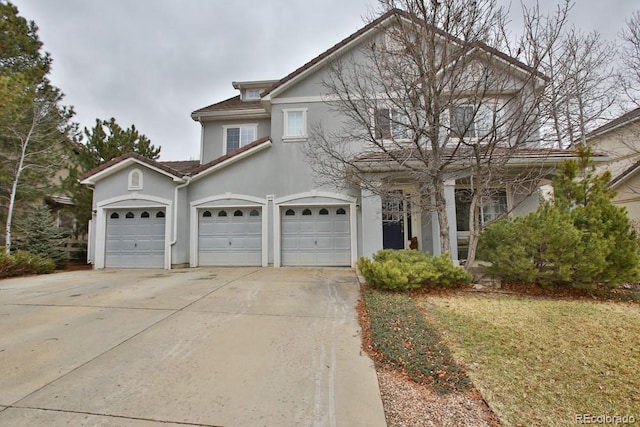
top-left (218, 210), bottom-right (228, 217)
top-left (302, 209), bottom-right (312, 216)
top-left (125, 212), bottom-right (135, 219)
top-left (141, 211), bottom-right (150, 218)
top-left (202, 211), bottom-right (212, 217)
top-left (156, 211), bottom-right (165, 218)
top-left (285, 209), bottom-right (295, 216)
top-left (336, 208), bottom-right (346, 215)
top-left (234, 210), bottom-right (243, 217)
top-left (110, 212), bottom-right (119, 219)
top-left (250, 209), bottom-right (260, 217)
top-left (319, 208), bottom-right (329, 215)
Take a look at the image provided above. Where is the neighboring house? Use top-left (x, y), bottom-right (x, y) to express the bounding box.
top-left (80, 10), bottom-right (593, 269)
top-left (585, 107), bottom-right (640, 223)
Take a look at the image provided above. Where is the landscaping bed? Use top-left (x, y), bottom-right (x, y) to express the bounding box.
top-left (358, 287), bottom-right (500, 426)
top-left (360, 285), bottom-right (640, 426)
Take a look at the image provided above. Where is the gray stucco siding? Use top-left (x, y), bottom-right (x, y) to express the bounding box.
top-left (92, 165), bottom-right (177, 207)
top-left (276, 36), bottom-right (374, 100)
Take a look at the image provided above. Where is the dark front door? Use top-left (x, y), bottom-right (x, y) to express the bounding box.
top-left (382, 191), bottom-right (408, 249)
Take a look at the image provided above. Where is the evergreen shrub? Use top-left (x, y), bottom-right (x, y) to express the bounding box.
top-left (358, 249), bottom-right (472, 291)
top-left (18, 204), bottom-right (68, 269)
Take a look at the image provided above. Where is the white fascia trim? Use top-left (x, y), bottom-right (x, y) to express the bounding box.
top-left (274, 190), bottom-right (357, 205)
top-left (189, 194), bottom-right (269, 267)
top-left (81, 158), bottom-right (184, 186)
top-left (609, 166), bottom-right (640, 189)
top-left (190, 140), bottom-right (272, 182)
top-left (270, 95), bottom-right (342, 105)
top-left (95, 194), bottom-right (173, 270)
top-left (585, 117), bottom-right (640, 142)
top-left (191, 109), bottom-right (269, 121)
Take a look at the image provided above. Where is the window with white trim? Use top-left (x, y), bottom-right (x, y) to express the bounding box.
top-left (283, 109), bottom-right (307, 140)
top-left (245, 89), bottom-right (261, 100)
top-left (455, 188), bottom-right (508, 231)
top-left (451, 104), bottom-right (500, 139)
top-left (375, 108), bottom-right (410, 140)
top-left (224, 124), bottom-right (257, 153)
top-left (128, 168), bottom-right (143, 190)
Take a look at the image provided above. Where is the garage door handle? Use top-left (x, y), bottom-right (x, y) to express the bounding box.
top-left (315, 240), bottom-right (317, 245)
top-left (134, 243), bottom-right (137, 248)
top-left (229, 240), bottom-right (232, 246)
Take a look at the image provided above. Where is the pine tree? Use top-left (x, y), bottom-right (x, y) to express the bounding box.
top-left (18, 203), bottom-right (68, 269)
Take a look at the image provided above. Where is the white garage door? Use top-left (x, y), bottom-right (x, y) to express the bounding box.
top-left (198, 208), bottom-right (262, 266)
top-left (281, 206), bottom-right (350, 266)
top-left (105, 209), bottom-right (166, 268)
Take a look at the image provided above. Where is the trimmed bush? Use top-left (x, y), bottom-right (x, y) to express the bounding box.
top-left (0, 249), bottom-right (56, 279)
top-left (358, 249), bottom-right (472, 291)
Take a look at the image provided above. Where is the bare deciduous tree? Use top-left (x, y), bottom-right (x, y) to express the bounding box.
top-left (304, 0), bottom-right (575, 267)
top-left (620, 10), bottom-right (640, 106)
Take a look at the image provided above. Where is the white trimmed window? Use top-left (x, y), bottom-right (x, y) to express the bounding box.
top-left (224, 124), bottom-right (257, 153)
top-left (375, 108), bottom-right (410, 140)
top-left (128, 168), bottom-right (143, 191)
top-left (283, 108), bottom-right (307, 140)
top-left (245, 89), bottom-right (261, 100)
top-left (451, 104), bottom-right (500, 139)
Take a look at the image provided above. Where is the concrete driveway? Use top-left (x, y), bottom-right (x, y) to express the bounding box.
top-left (0, 268), bottom-right (386, 427)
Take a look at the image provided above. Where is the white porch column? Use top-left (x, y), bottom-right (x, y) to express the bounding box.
top-left (445, 179), bottom-right (458, 262)
top-left (361, 189), bottom-right (383, 259)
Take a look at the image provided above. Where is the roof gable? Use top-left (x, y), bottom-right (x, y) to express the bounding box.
top-left (80, 138), bottom-right (273, 186)
top-left (585, 107), bottom-right (640, 141)
top-left (261, 9), bottom-right (544, 101)
top-left (79, 154), bottom-right (187, 185)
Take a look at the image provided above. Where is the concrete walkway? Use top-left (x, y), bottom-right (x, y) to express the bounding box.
top-left (0, 268), bottom-right (386, 426)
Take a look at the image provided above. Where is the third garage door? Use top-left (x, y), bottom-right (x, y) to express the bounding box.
top-left (198, 208), bottom-right (262, 266)
top-left (281, 206), bottom-right (350, 266)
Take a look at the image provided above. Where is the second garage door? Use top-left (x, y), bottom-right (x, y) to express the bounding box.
top-left (281, 206), bottom-right (350, 266)
top-left (198, 208), bottom-right (262, 266)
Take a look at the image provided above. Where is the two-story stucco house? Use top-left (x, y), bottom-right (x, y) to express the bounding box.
top-left (80, 9), bottom-right (583, 269)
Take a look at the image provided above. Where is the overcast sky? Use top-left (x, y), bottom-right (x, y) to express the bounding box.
top-left (10, 0), bottom-right (640, 161)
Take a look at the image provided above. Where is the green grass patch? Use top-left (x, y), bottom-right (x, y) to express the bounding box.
top-left (417, 293), bottom-right (640, 426)
top-left (363, 287), bottom-right (471, 394)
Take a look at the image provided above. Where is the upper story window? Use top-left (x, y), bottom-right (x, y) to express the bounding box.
top-left (128, 168), bottom-right (143, 191)
top-left (451, 104), bottom-right (500, 140)
top-left (245, 89), bottom-right (261, 100)
top-left (375, 108), bottom-right (410, 141)
top-left (224, 124), bottom-right (257, 154)
top-left (283, 109), bottom-right (307, 141)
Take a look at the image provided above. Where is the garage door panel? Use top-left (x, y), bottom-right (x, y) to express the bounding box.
top-left (106, 209), bottom-right (166, 268)
top-left (198, 208), bottom-right (262, 266)
top-left (281, 206), bottom-right (351, 266)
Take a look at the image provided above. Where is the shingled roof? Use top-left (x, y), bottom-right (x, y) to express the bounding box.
top-left (191, 95), bottom-right (264, 116)
top-left (261, 8), bottom-right (545, 99)
top-left (585, 107), bottom-right (640, 140)
top-left (354, 147), bottom-right (606, 166)
top-left (80, 137), bottom-right (272, 183)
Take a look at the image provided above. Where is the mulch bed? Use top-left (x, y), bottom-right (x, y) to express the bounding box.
top-left (356, 289), bottom-right (501, 427)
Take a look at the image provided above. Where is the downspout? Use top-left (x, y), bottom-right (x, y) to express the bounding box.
top-left (170, 179), bottom-right (191, 246)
